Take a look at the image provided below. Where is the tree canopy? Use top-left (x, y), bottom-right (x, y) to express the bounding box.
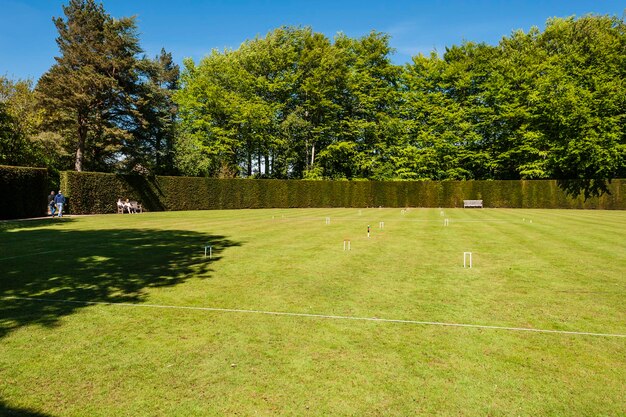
top-left (1, 2), bottom-right (624, 199)
top-left (34, 0), bottom-right (179, 174)
top-left (173, 16), bottom-right (626, 197)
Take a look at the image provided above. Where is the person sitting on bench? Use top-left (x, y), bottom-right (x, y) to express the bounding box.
top-left (124, 199), bottom-right (136, 213)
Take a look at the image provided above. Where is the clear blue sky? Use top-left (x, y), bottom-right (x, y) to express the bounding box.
top-left (1, 0), bottom-right (624, 81)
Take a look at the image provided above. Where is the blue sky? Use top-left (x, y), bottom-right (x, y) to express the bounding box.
top-left (1, 0), bottom-right (624, 81)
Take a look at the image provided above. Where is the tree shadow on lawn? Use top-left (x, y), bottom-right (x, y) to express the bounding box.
top-left (0, 399), bottom-right (56, 417)
top-left (0, 224), bottom-right (241, 339)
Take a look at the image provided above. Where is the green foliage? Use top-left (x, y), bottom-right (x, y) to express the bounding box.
top-left (0, 77), bottom-right (66, 170)
top-left (61, 171), bottom-right (626, 214)
top-left (36, 0), bottom-right (142, 172)
top-left (127, 49), bottom-right (180, 175)
top-left (174, 27), bottom-right (402, 180)
top-left (0, 165), bottom-right (48, 219)
top-left (530, 16), bottom-right (626, 198)
top-left (0, 79), bottom-right (35, 167)
top-left (36, 0), bottom-right (178, 175)
top-left (175, 15), bottom-right (625, 199)
top-left (0, 102), bottom-right (18, 165)
top-left (9, 10), bottom-right (622, 201)
top-left (400, 15), bottom-right (626, 198)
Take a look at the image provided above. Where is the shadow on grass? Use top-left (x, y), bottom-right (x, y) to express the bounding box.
top-left (0, 217), bottom-right (77, 231)
top-left (0, 399), bottom-right (55, 417)
top-left (0, 223), bottom-right (241, 339)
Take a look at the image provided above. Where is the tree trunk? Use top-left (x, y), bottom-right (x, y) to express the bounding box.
top-left (305, 139), bottom-right (310, 169)
top-left (75, 117), bottom-right (87, 171)
top-left (247, 150), bottom-right (252, 177)
top-left (155, 133), bottom-right (162, 173)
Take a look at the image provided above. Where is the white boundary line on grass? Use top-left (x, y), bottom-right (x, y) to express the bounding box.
top-left (3, 296), bottom-right (625, 338)
top-left (0, 250), bottom-right (63, 261)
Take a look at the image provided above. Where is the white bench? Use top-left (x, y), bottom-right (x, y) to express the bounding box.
top-left (463, 200), bottom-right (483, 208)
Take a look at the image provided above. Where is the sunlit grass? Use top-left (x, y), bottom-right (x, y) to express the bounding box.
top-left (1, 208), bottom-right (625, 416)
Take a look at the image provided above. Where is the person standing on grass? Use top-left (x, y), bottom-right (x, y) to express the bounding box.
top-left (47, 191), bottom-right (56, 216)
top-left (54, 191), bottom-right (66, 217)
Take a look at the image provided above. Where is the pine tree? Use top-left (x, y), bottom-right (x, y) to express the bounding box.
top-left (36, 0), bottom-right (142, 172)
top-left (129, 49), bottom-right (180, 174)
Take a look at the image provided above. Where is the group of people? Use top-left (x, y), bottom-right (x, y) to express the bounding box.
top-left (47, 191), bottom-right (66, 217)
top-left (46, 193), bottom-right (137, 216)
top-left (117, 198), bottom-right (138, 214)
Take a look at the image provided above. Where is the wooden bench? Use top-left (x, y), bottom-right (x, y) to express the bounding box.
top-left (463, 199), bottom-right (483, 208)
top-left (117, 200), bottom-right (143, 214)
top-left (129, 201), bottom-right (143, 213)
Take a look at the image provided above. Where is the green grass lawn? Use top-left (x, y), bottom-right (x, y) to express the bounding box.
top-left (1, 208), bottom-right (624, 416)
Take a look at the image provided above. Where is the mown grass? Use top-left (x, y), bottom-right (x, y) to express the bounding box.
top-left (1, 208), bottom-right (624, 416)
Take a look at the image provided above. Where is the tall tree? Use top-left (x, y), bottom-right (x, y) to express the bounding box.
top-left (128, 49), bottom-right (180, 174)
top-left (0, 76), bottom-right (65, 168)
top-left (174, 15), bottom-right (625, 196)
top-left (0, 100), bottom-right (19, 165)
top-left (36, 0), bottom-right (142, 172)
top-left (533, 15), bottom-right (626, 198)
top-left (174, 53), bottom-right (244, 177)
top-left (329, 31), bottom-right (402, 180)
top-left (0, 77), bottom-right (34, 166)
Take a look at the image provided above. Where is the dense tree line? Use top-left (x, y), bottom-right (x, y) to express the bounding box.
top-left (0, 0), bottom-right (624, 198)
top-left (176, 16), bottom-right (625, 197)
top-left (1, 0), bottom-right (179, 176)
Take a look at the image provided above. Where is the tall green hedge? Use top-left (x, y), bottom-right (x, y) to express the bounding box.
top-left (60, 171), bottom-right (626, 214)
top-left (0, 165), bottom-right (49, 220)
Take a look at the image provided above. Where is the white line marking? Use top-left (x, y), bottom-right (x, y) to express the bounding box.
top-left (274, 217), bottom-right (509, 223)
top-left (3, 296), bottom-right (624, 338)
top-left (0, 250), bottom-right (63, 261)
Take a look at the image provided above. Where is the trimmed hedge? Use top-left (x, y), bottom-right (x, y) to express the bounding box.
top-left (0, 165), bottom-right (49, 220)
top-left (60, 171), bottom-right (626, 214)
